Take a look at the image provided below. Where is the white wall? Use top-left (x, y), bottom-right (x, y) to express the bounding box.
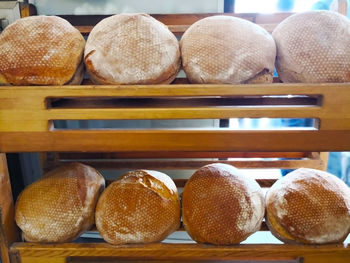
top-left (32, 0), bottom-right (224, 15)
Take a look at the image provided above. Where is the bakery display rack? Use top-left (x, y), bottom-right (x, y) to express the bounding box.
top-left (1, 5), bottom-right (350, 263)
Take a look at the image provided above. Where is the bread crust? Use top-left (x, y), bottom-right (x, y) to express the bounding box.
top-left (0, 16), bottom-right (85, 86)
top-left (273, 10), bottom-right (350, 83)
top-left (95, 170), bottom-right (180, 245)
top-left (180, 16), bottom-right (276, 84)
top-left (15, 163), bottom-right (105, 242)
top-left (266, 168), bottom-right (350, 244)
top-left (182, 163), bottom-right (265, 245)
top-left (84, 13), bottom-right (180, 85)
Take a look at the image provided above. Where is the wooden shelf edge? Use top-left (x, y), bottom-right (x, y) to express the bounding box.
top-left (1, 130), bottom-right (350, 153)
top-left (10, 242), bottom-right (350, 261)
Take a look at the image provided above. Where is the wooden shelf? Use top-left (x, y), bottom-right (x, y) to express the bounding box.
top-left (1, 83), bottom-right (350, 152)
top-left (1, 83), bottom-right (349, 263)
top-left (9, 242), bottom-right (350, 263)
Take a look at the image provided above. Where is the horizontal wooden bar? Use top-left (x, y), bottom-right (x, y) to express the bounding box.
top-left (1, 84), bottom-right (350, 131)
top-left (103, 178), bottom-right (278, 188)
top-left (76, 23), bottom-right (278, 35)
top-left (60, 13), bottom-right (257, 27)
top-left (76, 25), bottom-right (191, 35)
top-left (60, 12), bottom-right (292, 26)
top-left (1, 130), bottom-right (350, 152)
top-left (58, 151), bottom-right (311, 159)
top-left (0, 83), bottom-right (343, 96)
top-left (45, 107), bottom-right (322, 120)
top-left (10, 242), bottom-right (350, 262)
top-left (61, 159), bottom-right (323, 171)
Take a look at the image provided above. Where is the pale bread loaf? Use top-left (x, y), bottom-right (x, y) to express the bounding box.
top-left (0, 16), bottom-right (85, 85)
top-left (15, 163), bottom-right (105, 242)
top-left (273, 10), bottom-right (350, 83)
top-left (180, 16), bottom-right (276, 84)
top-left (182, 163), bottom-right (265, 245)
top-left (266, 168), bottom-right (350, 244)
top-left (84, 13), bottom-right (181, 84)
top-left (95, 170), bottom-right (180, 245)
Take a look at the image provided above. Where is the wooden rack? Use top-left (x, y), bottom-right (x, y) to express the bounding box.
top-left (1, 7), bottom-right (350, 263)
top-left (1, 83), bottom-right (350, 263)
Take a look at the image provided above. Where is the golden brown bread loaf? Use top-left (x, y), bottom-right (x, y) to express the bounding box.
top-left (0, 16), bottom-right (85, 85)
top-left (84, 13), bottom-right (181, 84)
top-left (273, 10), bottom-right (350, 83)
top-left (182, 163), bottom-right (265, 245)
top-left (95, 170), bottom-right (180, 245)
top-left (15, 163), bottom-right (105, 242)
top-left (180, 16), bottom-right (276, 84)
top-left (266, 168), bottom-right (350, 244)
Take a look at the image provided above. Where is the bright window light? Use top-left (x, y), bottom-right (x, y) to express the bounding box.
top-left (235, 0), bottom-right (324, 13)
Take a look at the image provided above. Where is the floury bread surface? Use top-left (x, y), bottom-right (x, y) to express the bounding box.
top-left (84, 13), bottom-right (181, 84)
top-left (182, 163), bottom-right (265, 245)
top-left (180, 15), bottom-right (276, 84)
top-left (266, 168), bottom-right (350, 244)
top-left (273, 10), bottom-right (350, 83)
top-left (95, 170), bottom-right (180, 244)
top-left (15, 163), bottom-right (105, 242)
top-left (0, 16), bottom-right (85, 85)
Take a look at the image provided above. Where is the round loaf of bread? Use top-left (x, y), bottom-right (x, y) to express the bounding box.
top-left (95, 170), bottom-right (180, 245)
top-left (182, 163), bottom-right (265, 245)
top-left (266, 168), bottom-right (350, 244)
top-left (273, 10), bottom-right (350, 83)
top-left (0, 16), bottom-right (85, 85)
top-left (15, 163), bottom-right (105, 242)
top-left (180, 16), bottom-right (276, 84)
top-left (84, 13), bottom-right (181, 84)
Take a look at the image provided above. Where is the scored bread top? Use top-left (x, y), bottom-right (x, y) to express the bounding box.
top-left (273, 10), bottom-right (350, 83)
top-left (84, 13), bottom-right (181, 85)
top-left (266, 168), bottom-right (350, 244)
top-left (180, 15), bottom-right (276, 84)
top-left (0, 16), bottom-right (85, 85)
top-left (182, 163), bottom-right (265, 245)
top-left (95, 170), bottom-right (180, 245)
top-left (15, 163), bottom-right (105, 242)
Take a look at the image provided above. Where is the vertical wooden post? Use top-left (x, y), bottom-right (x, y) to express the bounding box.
top-left (330, 0), bottom-right (348, 16)
top-left (319, 152), bottom-right (329, 171)
top-left (0, 153), bottom-right (19, 263)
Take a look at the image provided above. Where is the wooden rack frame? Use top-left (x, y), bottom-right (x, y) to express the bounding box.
top-left (1, 83), bottom-right (350, 263)
top-left (1, 4), bottom-right (350, 262)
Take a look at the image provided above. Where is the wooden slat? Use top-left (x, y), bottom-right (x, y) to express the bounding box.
top-left (45, 106), bottom-right (322, 121)
top-left (58, 151), bottom-right (311, 159)
top-left (260, 23), bottom-right (278, 33)
top-left (319, 152), bottom-right (329, 171)
top-left (1, 84), bottom-right (350, 132)
top-left (330, 0), bottom-right (348, 16)
top-left (76, 23), bottom-right (278, 35)
top-left (76, 25), bottom-right (191, 35)
top-left (104, 178), bottom-right (278, 188)
top-left (1, 130), bottom-right (350, 152)
top-left (0, 82), bottom-right (348, 97)
top-left (61, 13), bottom-right (256, 27)
top-left (63, 159), bottom-right (324, 171)
top-left (10, 243), bottom-right (350, 262)
top-left (68, 12), bottom-right (292, 35)
top-left (0, 154), bottom-right (18, 263)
